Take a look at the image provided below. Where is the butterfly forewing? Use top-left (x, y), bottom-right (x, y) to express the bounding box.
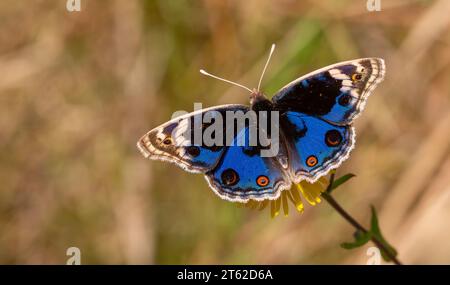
top-left (272, 58), bottom-right (385, 125)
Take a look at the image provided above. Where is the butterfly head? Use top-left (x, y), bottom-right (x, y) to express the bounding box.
top-left (200, 44), bottom-right (277, 108)
top-left (249, 89), bottom-right (273, 112)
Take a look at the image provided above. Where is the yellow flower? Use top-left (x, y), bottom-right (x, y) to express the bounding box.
top-left (242, 176), bottom-right (329, 218)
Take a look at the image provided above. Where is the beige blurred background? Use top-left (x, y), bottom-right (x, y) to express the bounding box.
top-left (0, 0), bottom-right (449, 264)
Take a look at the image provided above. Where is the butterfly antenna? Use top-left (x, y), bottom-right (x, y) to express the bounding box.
top-left (200, 69), bottom-right (253, 93)
top-left (257, 43), bottom-right (276, 91)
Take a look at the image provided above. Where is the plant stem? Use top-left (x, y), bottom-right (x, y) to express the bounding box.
top-left (322, 174), bottom-right (403, 265)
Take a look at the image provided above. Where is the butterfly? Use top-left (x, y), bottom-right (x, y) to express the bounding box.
top-left (137, 44), bottom-right (385, 203)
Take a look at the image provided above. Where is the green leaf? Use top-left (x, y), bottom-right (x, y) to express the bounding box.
top-left (340, 230), bottom-right (372, 250)
top-left (370, 206), bottom-right (398, 262)
top-left (327, 173), bottom-right (356, 193)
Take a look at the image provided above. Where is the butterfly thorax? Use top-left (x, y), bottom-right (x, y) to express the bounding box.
top-left (250, 90), bottom-right (274, 112)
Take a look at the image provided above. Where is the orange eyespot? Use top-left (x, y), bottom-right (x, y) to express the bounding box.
top-left (306, 155), bottom-right (318, 167)
top-left (256, 175), bottom-right (270, 187)
top-left (352, 73), bottom-right (362, 81)
top-left (163, 137), bottom-right (172, 145)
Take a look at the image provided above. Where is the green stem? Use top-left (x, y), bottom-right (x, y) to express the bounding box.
top-left (322, 174), bottom-right (403, 265)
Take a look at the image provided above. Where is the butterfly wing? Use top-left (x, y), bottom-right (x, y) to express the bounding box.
top-left (205, 126), bottom-right (291, 202)
top-left (273, 58), bottom-right (384, 182)
top-left (281, 111), bottom-right (355, 183)
top-left (139, 58), bottom-right (385, 200)
top-left (137, 104), bottom-right (248, 173)
top-left (272, 58), bottom-right (385, 125)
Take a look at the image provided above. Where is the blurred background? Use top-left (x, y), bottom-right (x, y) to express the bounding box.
top-left (0, 0), bottom-right (449, 264)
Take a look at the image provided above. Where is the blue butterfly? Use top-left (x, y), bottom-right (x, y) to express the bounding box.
top-left (137, 45), bottom-right (385, 203)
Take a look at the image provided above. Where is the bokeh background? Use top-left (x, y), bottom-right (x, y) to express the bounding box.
top-left (0, 0), bottom-right (449, 264)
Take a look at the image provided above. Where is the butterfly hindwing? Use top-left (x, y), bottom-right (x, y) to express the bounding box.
top-left (272, 58), bottom-right (385, 125)
top-left (281, 111), bottom-right (355, 183)
top-left (137, 104), bottom-right (248, 173)
top-left (205, 126), bottom-right (291, 202)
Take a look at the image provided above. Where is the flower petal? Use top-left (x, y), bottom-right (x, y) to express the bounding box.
top-left (288, 186), bottom-right (304, 213)
top-left (271, 198), bottom-right (281, 218)
top-left (281, 191), bottom-right (289, 217)
top-left (297, 181), bottom-right (323, 205)
top-left (258, 200), bottom-right (269, 211)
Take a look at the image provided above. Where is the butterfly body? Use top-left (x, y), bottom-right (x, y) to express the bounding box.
top-left (138, 58), bottom-right (385, 202)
